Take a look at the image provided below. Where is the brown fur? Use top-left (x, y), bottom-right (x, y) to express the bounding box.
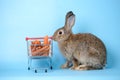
top-left (53, 11), bottom-right (106, 70)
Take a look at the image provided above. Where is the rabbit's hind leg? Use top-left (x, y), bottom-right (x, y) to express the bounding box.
top-left (75, 65), bottom-right (96, 70)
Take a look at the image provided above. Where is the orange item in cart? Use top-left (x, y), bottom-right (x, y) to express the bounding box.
top-left (32, 45), bottom-right (50, 56)
top-left (44, 35), bottom-right (49, 45)
top-left (34, 40), bottom-right (41, 45)
top-left (30, 36), bottom-right (51, 56)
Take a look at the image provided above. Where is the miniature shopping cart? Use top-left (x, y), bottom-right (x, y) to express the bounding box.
top-left (25, 36), bottom-right (53, 73)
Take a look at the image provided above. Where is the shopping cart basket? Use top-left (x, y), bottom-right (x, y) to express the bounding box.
top-left (25, 36), bottom-right (53, 73)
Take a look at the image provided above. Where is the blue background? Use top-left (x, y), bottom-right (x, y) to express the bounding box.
top-left (0, 0), bottom-right (120, 80)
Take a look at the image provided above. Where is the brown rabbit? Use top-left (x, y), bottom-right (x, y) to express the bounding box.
top-left (53, 11), bottom-right (106, 70)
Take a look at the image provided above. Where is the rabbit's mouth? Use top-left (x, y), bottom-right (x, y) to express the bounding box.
top-left (52, 37), bottom-right (56, 41)
top-left (52, 36), bottom-right (61, 42)
top-left (52, 35), bottom-right (58, 41)
top-left (52, 35), bottom-right (64, 42)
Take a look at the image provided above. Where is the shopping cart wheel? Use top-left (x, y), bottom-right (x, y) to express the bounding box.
top-left (50, 66), bottom-right (52, 70)
top-left (45, 69), bottom-right (47, 73)
top-left (35, 70), bottom-right (37, 73)
top-left (28, 67), bottom-right (30, 70)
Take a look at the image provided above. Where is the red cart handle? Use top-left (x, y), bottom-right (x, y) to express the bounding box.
top-left (25, 37), bottom-right (52, 41)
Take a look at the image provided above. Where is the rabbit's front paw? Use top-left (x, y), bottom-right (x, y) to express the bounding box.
top-left (70, 66), bottom-right (76, 70)
top-left (61, 61), bottom-right (70, 69)
top-left (61, 64), bottom-right (69, 69)
top-left (61, 62), bottom-right (70, 69)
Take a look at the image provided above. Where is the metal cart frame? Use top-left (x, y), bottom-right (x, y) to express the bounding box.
top-left (25, 37), bottom-right (53, 73)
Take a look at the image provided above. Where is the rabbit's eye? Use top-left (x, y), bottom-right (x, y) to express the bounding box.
top-left (58, 30), bottom-right (64, 35)
top-left (59, 31), bottom-right (62, 34)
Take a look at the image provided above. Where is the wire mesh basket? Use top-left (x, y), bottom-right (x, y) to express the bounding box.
top-left (25, 36), bottom-right (53, 73)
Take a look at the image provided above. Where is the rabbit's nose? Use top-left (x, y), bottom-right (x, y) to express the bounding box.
top-left (52, 36), bottom-right (56, 41)
top-left (52, 36), bottom-right (55, 40)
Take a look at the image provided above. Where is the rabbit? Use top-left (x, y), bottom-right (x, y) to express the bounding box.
top-left (53, 11), bottom-right (106, 70)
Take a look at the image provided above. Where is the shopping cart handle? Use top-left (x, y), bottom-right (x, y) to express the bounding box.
top-left (25, 37), bottom-right (53, 41)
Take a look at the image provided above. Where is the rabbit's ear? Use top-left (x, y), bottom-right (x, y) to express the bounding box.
top-left (65, 11), bottom-right (75, 31)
